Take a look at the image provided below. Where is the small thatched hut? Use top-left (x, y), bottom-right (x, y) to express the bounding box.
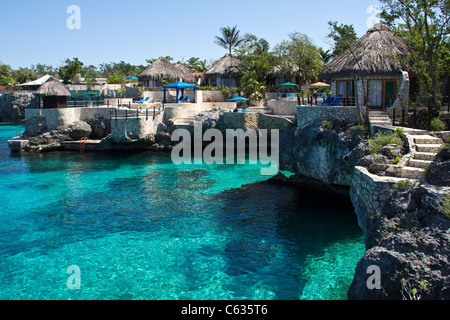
top-left (175, 61), bottom-right (196, 84)
top-left (204, 54), bottom-right (244, 87)
top-left (139, 57), bottom-right (191, 88)
top-left (36, 77), bottom-right (71, 109)
top-left (319, 24), bottom-right (411, 110)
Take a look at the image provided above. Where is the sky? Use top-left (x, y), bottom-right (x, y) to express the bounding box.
top-left (0, 0), bottom-right (383, 69)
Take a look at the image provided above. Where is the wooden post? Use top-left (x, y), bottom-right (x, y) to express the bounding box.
top-left (146, 108), bottom-right (148, 121)
top-left (153, 106), bottom-right (156, 120)
top-left (125, 109), bottom-right (128, 121)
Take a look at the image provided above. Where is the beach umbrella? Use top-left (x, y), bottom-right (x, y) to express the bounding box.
top-left (82, 91), bottom-right (98, 96)
top-left (126, 76), bottom-right (139, 80)
top-left (228, 96), bottom-right (249, 102)
top-left (309, 82), bottom-right (330, 87)
top-left (278, 82), bottom-right (298, 87)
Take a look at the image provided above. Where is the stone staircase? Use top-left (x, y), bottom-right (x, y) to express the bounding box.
top-left (368, 110), bottom-right (391, 128)
top-left (401, 134), bottom-right (443, 180)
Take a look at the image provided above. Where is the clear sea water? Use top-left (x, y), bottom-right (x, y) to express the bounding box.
top-left (0, 124), bottom-right (365, 300)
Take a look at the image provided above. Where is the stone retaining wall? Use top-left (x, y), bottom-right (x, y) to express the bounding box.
top-left (350, 166), bottom-right (406, 235)
top-left (267, 100), bottom-right (297, 115)
top-left (297, 106), bottom-right (358, 128)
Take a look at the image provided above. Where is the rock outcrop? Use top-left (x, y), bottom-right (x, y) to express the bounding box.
top-left (348, 185), bottom-right (450, 300)
top-left (0, 92), bottom-right (39, 122)
top-left (427, 148), bottom-right (450, 186)
top-left (278, 120), bottom-right (368, 190)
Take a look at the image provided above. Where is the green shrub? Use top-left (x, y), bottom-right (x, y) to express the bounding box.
top-left (368, 132), bottom-right (404, 155)
top-left (442, 194), bottom-right (450, 220)
top-left (390, 179), bottom-right (421, 194)
top-left (349, 124), bottom-right (369, 132)
top-left (430, 118), bottom-right (446, 132)
top-left (321, 120), bottom-right (333, 130)
top-left (393, 156), bottom-right (402, 164)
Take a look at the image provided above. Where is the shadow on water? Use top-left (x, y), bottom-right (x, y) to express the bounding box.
top-left (212, 182), bottom-right (362, 299)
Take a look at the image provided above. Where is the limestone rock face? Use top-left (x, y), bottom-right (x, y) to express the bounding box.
top-left (0, 92), bottom-right (39, 122)
top-left (348, 186), bottom-right (450, 300)
top-left (67, 121), bottom-right (92, 140)
top-left (279, 120), bottom-right (368, 188)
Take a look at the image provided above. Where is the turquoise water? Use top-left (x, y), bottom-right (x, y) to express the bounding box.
top-left (0, 124), bottom-right (365, 300)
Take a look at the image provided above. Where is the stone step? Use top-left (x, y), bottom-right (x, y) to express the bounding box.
top-left (411, 135), bottom-right (442, 145)
top-left (414, 152), bottom-right (437, 161)
top-left (408, 159), bottom-right (433, 168)
top-left (416, 144), bottom-right (441, 153)
top-left (401, 166), bottom-right (425, 180)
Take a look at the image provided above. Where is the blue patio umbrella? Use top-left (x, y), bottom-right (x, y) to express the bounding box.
top-left (228, 96), bottom-right (249, 102)
top-left (126, 76), bottom-right (139, 80)
top-left (163, 82), bottom-right (197, 103)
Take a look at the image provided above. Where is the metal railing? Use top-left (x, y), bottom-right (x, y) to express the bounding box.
top-left (109, 104), bottom-right (165, 121)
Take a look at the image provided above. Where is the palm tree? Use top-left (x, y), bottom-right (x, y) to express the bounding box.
top-left (215, 25), bottom-right (244, 55)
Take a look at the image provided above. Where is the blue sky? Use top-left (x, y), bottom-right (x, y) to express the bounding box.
top-left (0, 0), bottom-right (383, 69)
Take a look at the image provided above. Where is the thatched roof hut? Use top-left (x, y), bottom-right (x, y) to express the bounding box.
top-left (175, 61), bottom-right (196, 84)
top-left (36, 77), bottom-right (70, 96)
top-left (36, 77), bottom-right (70, 109)
top-left (320, 24), bottom-right (410, 79)
top-left (205, 54), bottom-right (244, 79)
top-left (138, 57), bottom-right (190, 85)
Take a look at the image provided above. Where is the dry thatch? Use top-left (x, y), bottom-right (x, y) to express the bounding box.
top-left (138, 56), bottom-right (190, 82)
top-left (36, 77), bottom-right (70, 96)
top-left (205, 54), bottom-right (244, 79)
top-left (320, 24), bottom-right (410, 79)
top-left (175, 61), bottom-right (196, 83)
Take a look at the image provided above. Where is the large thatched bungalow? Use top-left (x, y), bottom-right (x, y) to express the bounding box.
top-left (139, 57), bottom-right (194, 88)
top-left (36, 77), bottom-right (71, 109)
top-left (319, 24), bottom-right (411, 110)
top-left (204, 54), bottom-right (244, 88)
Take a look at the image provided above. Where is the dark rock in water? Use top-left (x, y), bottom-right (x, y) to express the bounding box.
top-left (348, 186), bottom-right (450, 300)
top-left (0, 92), bottom-right (39, 122)
top-left (427, 148), bottom-right (450, 186)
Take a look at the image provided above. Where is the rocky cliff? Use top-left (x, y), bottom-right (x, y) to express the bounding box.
top-left (348, 185), bottom-right (450, 300)
top-left (0, 92), bottom-right (39, 122)
top-left (278, 119), bottom-right (368, 194)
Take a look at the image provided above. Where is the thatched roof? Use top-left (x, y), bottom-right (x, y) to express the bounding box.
top-left (320, 24), bottom-right (410, 79)
top-left (36, 77), bottom-right (70, 96)
top-left (205, 54), bottom-right (244, 78)
top-left (175, 61), bottom-right (196, 83)
top-left (138, 56), bottom-right (189, 82)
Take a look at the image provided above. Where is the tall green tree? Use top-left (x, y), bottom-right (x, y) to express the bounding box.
top-left (215, 25), bottom-right (244, 55)
top-left (327, 21), bottom-right (358, 57)
top-left (59, 58), bottom-right (84, 84)
top-left (319, 48), bottom-right (333, 64)
top-left (274, 32), bottom-right (323, 86)
top-left (0, 63), bottom-right (13, 87)
top-left (380, 0), bottom-right (450, 122)
top-left (236, 35), bottom-right (276, 101)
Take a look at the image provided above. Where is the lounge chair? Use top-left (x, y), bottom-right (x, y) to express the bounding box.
top-left (289, 93), bottom-right (295, 100)
top-left (242, 109), bottom-right (247, 113)
top-left (281, 93), bottom-right (287, 99)
top-left (329, 94), bottom-right (344, 106)
top-left (136, 97), bottom-right (144, 103)
top-left (139, 97), bottom-right (150, 104)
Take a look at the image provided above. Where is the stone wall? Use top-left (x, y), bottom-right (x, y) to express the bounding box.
top-left (218, 113), bottom-right (295, 133)
top-left (25, 107), bottom-right (111, 137)
top-left (297, 106), bottom-right (359, 128)
top-left (163, 102), bottom-right (235, 122)
top-left (267, 100), bottom-right (298, 115)
top-left (349, 166), bottom-right (406, 235)
top-left (109, 113), bottom-right (164, 144)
